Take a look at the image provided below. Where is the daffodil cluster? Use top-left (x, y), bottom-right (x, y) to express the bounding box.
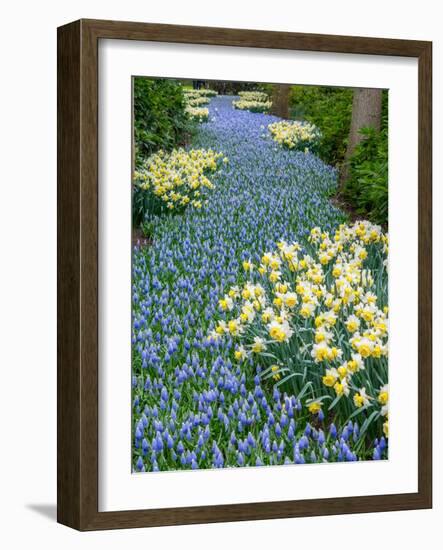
top-left (184, 88), bottom-right (217, 98)
top-left (238, 91), bottom-right (269, 102)
top-left (233, 91), bottom-right (272, 113)
top-left (134, 148), bottom-right (226, 214)
top-left (233, 99), bottom-right (272, 113)
top-left (183, 90), bottom-right (217, 122)
top-left (186, 95), bottom-right (210, 107)
top-left (268, 120), bottom-right (321, 152)
top-left (185, 105), bottom-right (209, 122)
top-left (214, 220), bottom-right (389, 440)
top-left (183, 89), bottom-right (217, 106)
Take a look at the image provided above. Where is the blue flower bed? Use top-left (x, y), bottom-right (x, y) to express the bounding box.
top-left (132, 95), bottom-right (386, 472)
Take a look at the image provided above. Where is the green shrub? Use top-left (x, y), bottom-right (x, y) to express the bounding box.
top-left (344, 126), bottom-right (388, 225)
top-left (289, 85), bottom-right (354, 167)
top-left (133, 78), bottom-right (193, 165)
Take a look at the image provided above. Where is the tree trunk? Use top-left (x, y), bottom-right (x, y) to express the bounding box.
top-left (340, 88), bottom-right (382, 189)
top-left (271, 84), bottom-right (290, 119)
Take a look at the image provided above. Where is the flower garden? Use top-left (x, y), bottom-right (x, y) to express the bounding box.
top-left (132, 90), bottom-right (389, 472)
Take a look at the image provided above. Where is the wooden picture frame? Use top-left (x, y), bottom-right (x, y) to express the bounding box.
top-left (57, 18), bottom-right (432, 531)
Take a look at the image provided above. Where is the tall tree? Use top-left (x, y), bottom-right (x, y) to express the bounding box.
top-left (340, 87), bottom-right (382, 188)
top-left (271, 84), bottom-right (291, 119)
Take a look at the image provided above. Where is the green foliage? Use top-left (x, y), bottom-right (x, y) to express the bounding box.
top-left (289, 85), bottom-right (354, 167)
top-left (133, 78), bottom-right (197, 226)
top-left (133, 78), bottom-right (193, 165)
top-left (132, 185), bottom-right (152, 228)
top-left (256, 82), bottom-right (275, 96)
top-left (344, 126), bottom-right (388, 225)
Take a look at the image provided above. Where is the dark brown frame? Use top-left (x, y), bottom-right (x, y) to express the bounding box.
top-left (57, 18), bottom-right (432, 531)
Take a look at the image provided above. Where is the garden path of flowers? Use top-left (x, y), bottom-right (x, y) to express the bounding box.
top-left (132, 95), bottom-right (387, 472)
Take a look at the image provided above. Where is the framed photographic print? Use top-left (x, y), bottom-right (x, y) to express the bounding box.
top-left (57, 19), bottom-right (432, 530)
